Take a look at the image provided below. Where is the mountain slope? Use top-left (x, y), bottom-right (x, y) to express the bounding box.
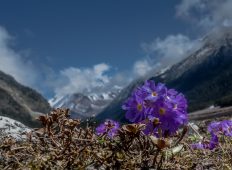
top-left (0, 70), bottom-right (51, 127)
top-left (96, 29), bottom-right (232, 122)
top-left (159, 33), bottom-right (232, 111)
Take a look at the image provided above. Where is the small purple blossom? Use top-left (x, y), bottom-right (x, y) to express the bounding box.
top-left (191, 142), bottom-right (205, 150)
top-left (209, 135), bottom-right (219, 149)
top-left (122, 87), bottom-right (148, 123)
top-left (142, 80), bottom-right (166, 102)
top-left (191, 135), bottom-right (218, 150)
top-left (122, 80), bottom-right (188, 136)
top-left (208, 120), bottom-right (232, 137)
top-left (96, 119), bottom-right (120, 138)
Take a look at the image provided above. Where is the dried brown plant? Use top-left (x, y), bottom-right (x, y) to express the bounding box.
top-left (0, 109), bottom-right (231, 170)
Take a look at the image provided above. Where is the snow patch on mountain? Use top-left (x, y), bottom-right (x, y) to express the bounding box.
top-left (0, 116), bottom-right (31, 140)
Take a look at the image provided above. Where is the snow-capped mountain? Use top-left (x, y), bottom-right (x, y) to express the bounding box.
top-left (49, 86), bottom-right (122, 118)
top-left (0, 116), bottom-right (31, 140)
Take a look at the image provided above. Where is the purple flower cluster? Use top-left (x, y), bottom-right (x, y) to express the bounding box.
top-left (192, 120), bottom-right (232, 150)
top-left (96, 119), bottom-right (120, 138)
top-left (208, 120), bottom-right (232, 137)
top-left (122, 80), bottom-right (188, 136)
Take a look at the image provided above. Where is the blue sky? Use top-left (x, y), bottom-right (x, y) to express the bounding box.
top-left (0, 0), bottom-right (189, 70)
top-left (0, 0), bottom-right (231, 98)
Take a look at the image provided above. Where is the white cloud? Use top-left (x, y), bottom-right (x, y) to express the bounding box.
top-left (52, 62), bottom-right (136, 97)
top-left (133, 59), bottom-right (154, 77)
top-left (137, 34), bottom-right (199, 76)
top-left (176, 0), bottom-right (232, 30)
top-left (93, 63), bottom-right (110, 84)
top-left (0, 26), bottom-right (39, 87)
top-left (54, 63), bottom-right (119, 96)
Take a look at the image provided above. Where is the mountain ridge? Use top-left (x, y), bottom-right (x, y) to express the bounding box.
top-left (0, 70), bottom-right (51, 127)
top-left (49, 86), bottom-right (122, 118)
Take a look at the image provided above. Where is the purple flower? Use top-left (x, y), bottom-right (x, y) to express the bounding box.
top-left (166, 90), bottom-right (188, 115)
top-left (153, 97), bottom-right (187, 136)
top-left (191, 135), bottom-right (218, 150)
top-left (143, 117), bottom-right (160, 136)
top-left (142, 80), bottom-right (166, 102)
top-left (123, 80), bottom-right (188, 137)
top-left (122, 87), bottom-right (148, 123)
top-left (96, 119), bottom-right (120, 138)
top-left (191, 142), bottom-right (205, 150)
top-left (208, 120), bottom-right (232, 137)
top-left (209, 135), bottom-right (219, 149)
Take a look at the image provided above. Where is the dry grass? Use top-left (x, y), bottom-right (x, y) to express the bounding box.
top-left (0, 109), bottom-right (232, 170)
top-left (162, 137), bottom-right (232, 169)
